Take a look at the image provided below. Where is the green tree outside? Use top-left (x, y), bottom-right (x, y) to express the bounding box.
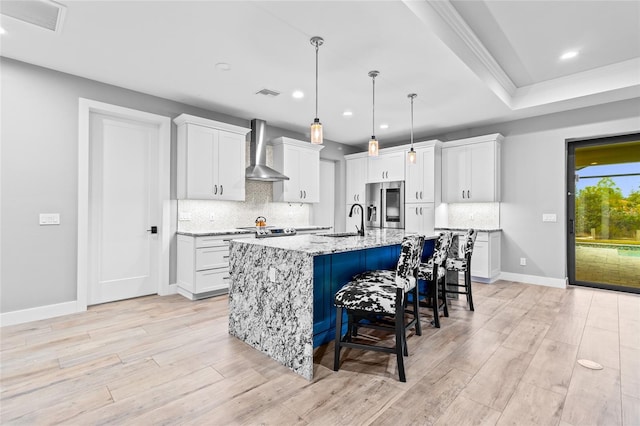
top-left (576, 177), bottom-right (640, 241)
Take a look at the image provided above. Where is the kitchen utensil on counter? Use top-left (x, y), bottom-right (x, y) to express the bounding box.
top-left (255, 216), bottom-right (267, 228)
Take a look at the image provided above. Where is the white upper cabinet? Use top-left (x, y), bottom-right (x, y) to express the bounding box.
top-left (345, 154), bottom-right (367, 204)
top-left (367, 150), bottom-right (405, 182)
top-left (272, 137), bottom-right (324, 203)
top-left (175, 114), bottom-right (249, 201)
top-left (405, 141), bottom-right (441, 204)
top-left (442, 134), bottom-right (502, 203)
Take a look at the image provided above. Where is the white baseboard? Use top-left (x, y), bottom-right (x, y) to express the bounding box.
top-left (1, 285), bottom-right (180, 327)
top-left (498, 272), bottom-right (567, 289)
top-left (0, 301), bottom-right (84, 327)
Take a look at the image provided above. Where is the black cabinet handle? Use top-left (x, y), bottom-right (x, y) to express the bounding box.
top-left (214, 184), bottom-right (218, 195)
top-left (220, 185), bottom-right (223, 195)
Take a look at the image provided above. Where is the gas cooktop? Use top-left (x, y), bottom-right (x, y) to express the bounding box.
top-left (236, 226), bottom-right (297, 238)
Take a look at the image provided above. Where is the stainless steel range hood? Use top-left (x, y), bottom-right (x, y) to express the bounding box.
top-left (245, 119), bottom-right (289, 181)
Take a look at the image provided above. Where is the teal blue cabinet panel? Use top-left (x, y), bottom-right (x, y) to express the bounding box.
top-left (313, 246), bottom-right (399, 347)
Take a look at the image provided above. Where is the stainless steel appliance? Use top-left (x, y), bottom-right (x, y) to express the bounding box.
top-left (237, 226), bottom-right (297, 238)
top-left (365, 181), bottom-right (405, 229)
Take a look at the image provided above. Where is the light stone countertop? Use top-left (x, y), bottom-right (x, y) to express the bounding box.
top-left (435, 227), bottom-right (502, 232)
top-left (177, 225), bottom-right (332, 237)
top-left (231, 228), bottom-right (438, 256)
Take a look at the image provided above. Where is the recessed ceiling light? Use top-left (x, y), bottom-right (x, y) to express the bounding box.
top-left (560, 51), bottom-right (578, 60)
top-left (215, 62), bottom-right (231, 71)
top-left (0, 27), bottom-right (6, 35)
top-left (343, 111), bottom-right (353, 117)
top-left (380, 124), bottom-right (389, 129)
top-left (591, 162), bottom-right (598, 165)
top-left (292, 90), bottom-right (304, 99)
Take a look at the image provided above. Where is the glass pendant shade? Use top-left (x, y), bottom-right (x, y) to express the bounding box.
top-left (408, 147), bottom-right (417, 164)
top-left (310, 118), bottom-right (323, 144)
top-left (369, 137), bottom-right (379, 156)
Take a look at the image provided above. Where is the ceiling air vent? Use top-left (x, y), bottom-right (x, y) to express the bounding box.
top-left (0, 0), bottom-right (66, 34)
top-left (256, 88), bottom-right (281, 97)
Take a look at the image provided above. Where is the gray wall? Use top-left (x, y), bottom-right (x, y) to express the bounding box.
top-left (0, 57), bottom-right (355, 313)
top-left (429, 98), bottom-right (640, 279)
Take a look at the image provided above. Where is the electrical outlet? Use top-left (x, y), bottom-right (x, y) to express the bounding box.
top-left (542, 213), bottom-right (557, 222)
top-left (39, 213), bottom-right (60, 225)
top-left (520, 257), bottom-right (527, 266)
top-left (178, 212), bottom-right (192, 221)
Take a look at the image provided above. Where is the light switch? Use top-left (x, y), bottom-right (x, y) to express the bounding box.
top-left (269, 267), bottom-right (276, 282)
top-left (39, 213), bottom-right (60, 225)
top-left (542, 213), bottom-right (557, 223)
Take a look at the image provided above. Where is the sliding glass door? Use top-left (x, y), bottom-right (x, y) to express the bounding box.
top-left (567, 134), bottom-right (640, 293)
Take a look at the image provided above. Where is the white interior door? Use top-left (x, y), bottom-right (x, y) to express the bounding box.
top-left (88, 113), bottom-right (159, 305)
top-left (311, 160), bottom-right (335, 229)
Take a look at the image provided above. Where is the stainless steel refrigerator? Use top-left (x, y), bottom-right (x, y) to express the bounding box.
top-left (365, 181), bottom-right (405, 229)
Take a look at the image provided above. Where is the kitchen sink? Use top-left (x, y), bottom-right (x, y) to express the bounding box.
top-left (320, 232), bottom-right (360, 238)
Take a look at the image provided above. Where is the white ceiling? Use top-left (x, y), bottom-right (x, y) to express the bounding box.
top-left (1, 0), bottom-right (639, 148)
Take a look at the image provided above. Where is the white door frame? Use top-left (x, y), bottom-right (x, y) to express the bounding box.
top-left (77, 98), bottom-right (171, 312)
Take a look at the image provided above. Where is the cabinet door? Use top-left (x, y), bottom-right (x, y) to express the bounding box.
top-left (405, 203), bottom-right (434, 235)
top-left (405, 154), bottom-right (424, 203)
top-left (298, 148), bottom-right (320, 202)
top-left (406, 147), bottom-right (435, 203)
top-left (217, 131), bottom-right (246, 201)
top-left (368, 151), bottom-right (404, 182)
top-left (470, 240), bottom-right (489, 278)
top-left (468, 142), bottom-right (496, 202)
top-left (442, 145), bottom-right (468, 203)
top-left (345, 207), bottom-right (363, 234)
top-left (346, 157), bottom-right (367, 203)
top-left (186, 124), bottom-right (216, 199)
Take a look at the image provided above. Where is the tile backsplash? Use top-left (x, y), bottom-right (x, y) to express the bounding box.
top-left (436, 202), bottom-right (500, 229)
top-left (177, 180), bottom-right (311, 231)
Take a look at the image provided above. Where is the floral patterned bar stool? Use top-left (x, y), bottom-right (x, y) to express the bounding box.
top-left (417, 231), bottom-right (453, 328)
top-left (333, 235), bottom-right (425, 382)
top-left (445, 229), bottom-right (477, 311)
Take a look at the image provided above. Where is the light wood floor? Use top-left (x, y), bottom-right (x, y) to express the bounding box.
top-left (1, 281), bottom-right (639, 425)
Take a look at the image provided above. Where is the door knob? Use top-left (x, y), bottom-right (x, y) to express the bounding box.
top-left (147, 226), bottom-right (158, 234)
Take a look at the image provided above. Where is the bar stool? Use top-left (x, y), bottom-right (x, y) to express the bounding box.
top-left (445, 229), bottom-right (477, 311)
top-left (333, 235), bottom-right (425, 382)
top-left (417, 232), bottom-right (453, 328)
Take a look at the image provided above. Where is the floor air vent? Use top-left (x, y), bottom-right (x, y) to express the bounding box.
top-left (0, 0), bottom-right (66, 34)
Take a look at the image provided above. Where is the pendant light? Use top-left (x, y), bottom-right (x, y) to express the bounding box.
top-left (310, 36), bottom-right (324, 145)
top-left (368, 70), bottom-right (380, 156)
top-left (407, 93), bottom-right (417, 164)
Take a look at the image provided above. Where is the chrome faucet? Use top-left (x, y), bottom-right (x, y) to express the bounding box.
top-left (349, 203), bottom-right (365, 237)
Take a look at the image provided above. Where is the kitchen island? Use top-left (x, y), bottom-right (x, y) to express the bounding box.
top-left (228, 229), bottom-right (437, 380)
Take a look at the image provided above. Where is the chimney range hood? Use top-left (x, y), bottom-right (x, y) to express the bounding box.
top-left (245, 119), bottom-right (290, 181)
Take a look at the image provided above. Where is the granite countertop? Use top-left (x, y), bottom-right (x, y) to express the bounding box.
top-left (435, 227), bottom-right (502, 232)
top-left (230, 228), bottom-right (439, 256)
top-left (177, 225), bottom-right (333, 237)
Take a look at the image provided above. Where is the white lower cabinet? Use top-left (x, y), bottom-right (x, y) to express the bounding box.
top-left (438, 229), bottom-right (501, 283)
top-left (177, 234), bottom-right (232, 300)
top-left (405, 203), bottom-right (435, 236)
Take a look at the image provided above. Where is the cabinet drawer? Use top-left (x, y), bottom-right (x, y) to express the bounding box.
top-left (196, 236), bottom-right (230, 248)
top-left (195, 246), bottom-right (229, 271)
top-left (195, 269), bottom-right (230, 293)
